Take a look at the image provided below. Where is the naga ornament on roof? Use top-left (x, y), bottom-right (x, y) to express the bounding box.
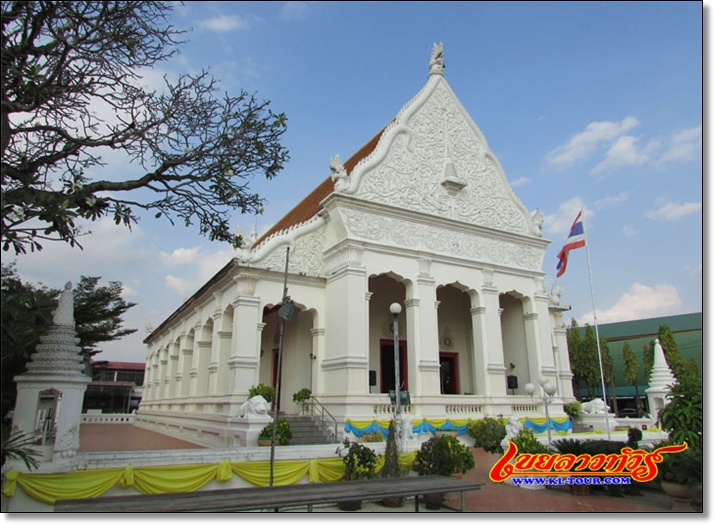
top-left (330, 154), bottom-right (349, 192)
top-left (429, 42), bottom-right (445, 76)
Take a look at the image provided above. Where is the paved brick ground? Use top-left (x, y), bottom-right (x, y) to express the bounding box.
top-left (78, 424), bottom-right (205, 451)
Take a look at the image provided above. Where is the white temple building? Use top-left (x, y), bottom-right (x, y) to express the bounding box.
top-left (138, 44), bottom-right (576, 447)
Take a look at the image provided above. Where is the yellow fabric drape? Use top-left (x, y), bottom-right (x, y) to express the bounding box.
top-left (4, 468), bottom-right (125, 506)
top-left (231, 460), bottom-right (310, 487)
top-left (2, 452), bottom-right (417, 506)
top-left (130, 463), bottom-right (228, 494)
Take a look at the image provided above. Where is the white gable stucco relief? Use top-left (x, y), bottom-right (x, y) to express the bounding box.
top-left (338, 76), bottom-right (536, 237)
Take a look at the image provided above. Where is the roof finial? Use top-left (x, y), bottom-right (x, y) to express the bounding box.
top-left (429, 42), bottom-right (445, 76)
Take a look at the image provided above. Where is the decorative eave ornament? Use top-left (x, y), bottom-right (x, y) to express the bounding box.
top-left (330, 154), bottom-right (349, 192)
top-left (429, 42), bottom-right (445, 76)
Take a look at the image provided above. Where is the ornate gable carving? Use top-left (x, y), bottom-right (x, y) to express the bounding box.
top-left (347, 79), bottom-right (533, 236)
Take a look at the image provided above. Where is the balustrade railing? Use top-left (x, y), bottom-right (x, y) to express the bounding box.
top-left (81, 413), bottom-right (136, 424)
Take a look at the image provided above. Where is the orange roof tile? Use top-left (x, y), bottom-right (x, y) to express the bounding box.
top-left (253, 127), bottom-right (386, 248)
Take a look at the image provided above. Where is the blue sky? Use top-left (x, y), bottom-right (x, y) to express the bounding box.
top-left (2, 1), bottom-right (703, 363)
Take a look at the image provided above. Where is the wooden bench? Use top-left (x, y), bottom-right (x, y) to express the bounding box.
top-left (54, 475), bottom-right (481, 513)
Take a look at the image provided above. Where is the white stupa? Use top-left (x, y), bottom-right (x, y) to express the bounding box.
top-left (645, 338), bottom-right (676, 422)
top-left (10, 283), bottom-right (91, 466)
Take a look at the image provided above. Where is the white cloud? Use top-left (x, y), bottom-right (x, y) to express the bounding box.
top-left (657, 125), bottom-right (702, 166)
top-left (2, 218), bottom-right (150, 287)
top-left (161, 247), bottom-right (202, 267)
top-left (621, 225), bottom-right (637, 237)
top-left (595, 191), bottom-right (631, 209)
top-left (579, 282), bottom-right (683, 324)
top-left (510, 176), bottom-right (532, 187)
top-left (200, 15), bottom-right (250, 32)
top-left (282, 2), bottom-right (310, 21)
top-left (543, 198), bottom-right (592, 236)
top-left (546, 117), bottom-right (639, 170)
top-left (122, 284), bottom-right (140, 298)
top-left (197, 250), bottom-right (235, 282)
top-left (546, 120), bottom-right (700, 175)
top-left (645, 201), bottom-right (702, 221)
top-left (165, 274), bottom-right (194, 296)
top-left (592, 136), bottom-right (651, 174)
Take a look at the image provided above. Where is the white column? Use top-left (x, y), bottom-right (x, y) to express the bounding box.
top-left (481, 285), bottom-right (507, 396)
top-left (470, 306), bottom-right (489, 396)
top-left (323, 263), bottom-right (369, 394)
top-left (207, 312), bottom-right (223, 395)
top-left (173, 337), bottom-right (185, 399)
top-left (407, 277), bottom-right (441, 395)
top-left (161, 349), bottom-right (171, 399)
top-left (189, 324), bottom-right (202, 398)
top-left (228, 296), bottom-right (262, 396)
top-left (180, 338), bottom-right (193, 399)
top-left (551, 310), bottom-right (575, 398)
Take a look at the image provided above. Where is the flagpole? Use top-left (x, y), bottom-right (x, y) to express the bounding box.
top-left (580, 215), bottom-right (612, 440)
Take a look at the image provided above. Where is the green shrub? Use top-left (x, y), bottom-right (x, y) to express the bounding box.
top-left (563, 401), bottom-right (582, 419)
top-left (292, 387), bottom-right (311, 404)
top-left (627, 427), bottom-right (643, 448)
top-left (248, 383), bottom-right (275, 402)
top-left (258, 419), bottom-right (292, 445)
top-left (508, 428), bottom-right (548, 454)
top-left (336, 439), bottom-right (378, 481)
top-left (413, 435), bottom-right (475, 476)
top-left (657, 444), bottom-right (702, 488)
top-left (467, 416), bottom-right (507, 454)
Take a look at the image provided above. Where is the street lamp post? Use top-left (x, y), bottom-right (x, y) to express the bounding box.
top-left (525, 377), bottom-right (557, 446)
top-left (389, 302), bottom-right (402, 449)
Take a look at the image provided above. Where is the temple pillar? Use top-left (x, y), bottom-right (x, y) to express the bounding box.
top-left (481, 284), bottom-right (507, 396)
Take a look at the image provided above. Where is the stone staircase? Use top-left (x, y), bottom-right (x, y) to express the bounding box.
top-left (282, 414), bottom-right (338, 445)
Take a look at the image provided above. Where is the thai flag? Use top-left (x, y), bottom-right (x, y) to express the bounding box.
top-left (556, 211), bottom-right (586, 277)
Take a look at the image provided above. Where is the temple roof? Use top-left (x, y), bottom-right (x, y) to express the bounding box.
top-left (252, 127), bottom-right (386, 248)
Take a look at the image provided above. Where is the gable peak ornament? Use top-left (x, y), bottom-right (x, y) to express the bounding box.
top-left (429, 42), bottom-right (445, 76)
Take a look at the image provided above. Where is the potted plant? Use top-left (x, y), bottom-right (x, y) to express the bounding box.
top-left (335, 439), bottom-right (378, 510)
top-left (657, 443), bottom-right (702, 510)
top-left (257, 419), bottom-right (292, 446)
top-left (248, 383), bottom-right (275, 403)
top-left (552, 438), bottom-right (592, 495)
top-left (467, 415), bottom-right (507, 454)
top-left (412, 434), bottom-right (475, 509)
top-left (292, 387), bottom-right (311, 413)
top-left (379, 420), bottom-right (403, 508)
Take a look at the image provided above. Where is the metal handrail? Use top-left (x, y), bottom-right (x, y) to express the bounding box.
top-left (304, 396), bottom-right (339, 442)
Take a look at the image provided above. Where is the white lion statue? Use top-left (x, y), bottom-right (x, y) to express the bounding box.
top-left (505, 416), bottom-right (523, 440)
top-left (401, 415), bottom-right (414, 441)
top-left (581, 398), bottom-right (609, 415)
top-left (239, 395), bottom-right (271, 418)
